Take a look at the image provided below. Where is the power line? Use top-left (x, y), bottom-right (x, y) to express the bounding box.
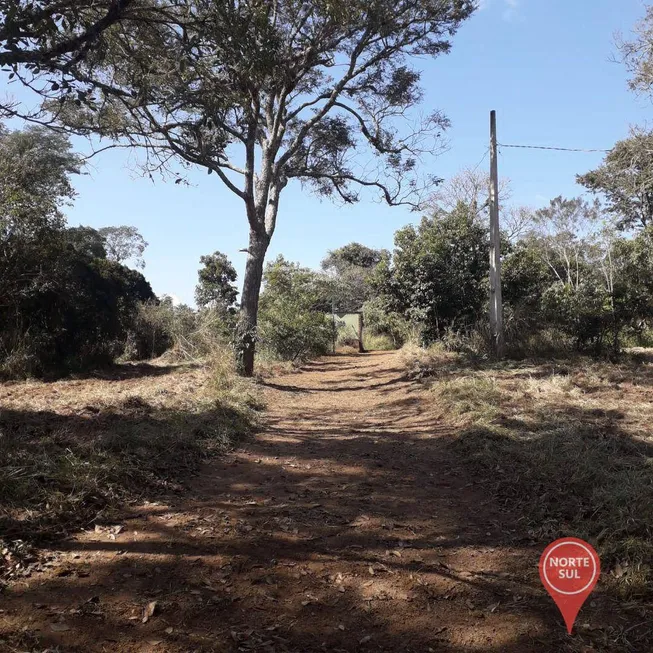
top-left (498, 142), bottom-right (612, 153)
top-left (470, 146), bottom-right (490, 173)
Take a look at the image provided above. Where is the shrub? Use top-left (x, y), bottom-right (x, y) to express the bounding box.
top-left (362, 333), bottom-right (395, 351)
top-left (258, 256), bottom-right (335, 362)
top-left (362, 297), bottom-right (412, 348)
top-left (0, 240), bottom-right (156, 377)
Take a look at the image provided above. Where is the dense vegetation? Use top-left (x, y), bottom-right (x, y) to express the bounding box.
top-left (4, 119), bottom-right (653, 381)
top-left (0, 125), bottom-right (157, 377)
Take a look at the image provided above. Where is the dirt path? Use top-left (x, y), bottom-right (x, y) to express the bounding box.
top-left (0, 352), bottom-right (585, 652)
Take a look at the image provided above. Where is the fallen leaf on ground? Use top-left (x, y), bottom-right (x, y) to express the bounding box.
top-left (50, 622), bottom-right (71, 632)
top-left (142, 600), bottom-right (158, 623)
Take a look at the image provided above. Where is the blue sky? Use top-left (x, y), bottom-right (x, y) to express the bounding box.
top-left (4, 0), bottom-right (653, 304)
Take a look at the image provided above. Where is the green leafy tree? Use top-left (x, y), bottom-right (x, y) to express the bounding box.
top-left (0, 124), bottom-right (156, 376)
top-left (195, 251), bottom-right (239, 310)
top-left (258, 256), bottom-right (334, 362)
top-left (98, 225), bottom-right (148, 268)
top-left (577, 130), bottom-right (653, 230)
top-left (503, 199), bottom-right (653, 352)
top-left (617, 5), bottom-right (653, 97)
top-left (0, 0), bottom-right (143, 116)
top-left (502, 239), bottom-right (554, 315)
top-left (0, 1), bottom-right (135, 68)
top-left (46, 0), bottom-right (475, 375)
top-left (0, 124), bottom-right (80, 235)
top-left (382, 202), bottom-right (489, 343)
top-left (65, 225), bottom-right (108, 258)
top-left (321, 242), bottom-right (389, 313)
top-left (530, 196), bottom-right (601, 287)
top-left (362, 295), bottom-right (411, 347)
top-left (0, 124), bottom-right (81, 311)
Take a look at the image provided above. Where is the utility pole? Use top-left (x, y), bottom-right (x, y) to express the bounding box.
top-left (489, 110), bottom-right (505, 357)
top-left (331, 297), bottom-right (337, 354)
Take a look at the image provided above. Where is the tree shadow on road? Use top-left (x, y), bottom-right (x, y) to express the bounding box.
top-left (1, 351), bottom-right (651, 651)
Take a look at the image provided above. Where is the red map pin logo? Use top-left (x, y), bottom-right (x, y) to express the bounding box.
top-left (539, 537), bottom-right (600, 634)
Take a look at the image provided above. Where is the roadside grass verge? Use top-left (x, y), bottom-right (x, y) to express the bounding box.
top-left (402, 344), bottom-right (653, 599)
top-left (0, 352), bottom-right (260, 580)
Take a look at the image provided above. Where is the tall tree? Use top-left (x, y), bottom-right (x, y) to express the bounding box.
top-left (577, 130), bottom-right (653, 231)
top-left (382, 202), bottom-right (489, 343)
top-left (321, 242), bottom-right (388, 312)
top-left (0, 123), bottom-right (80, 232)
top-left (426, 166), bottom-right (534, 240)
top-left (46, 0), bottom-right (475, 375)
top-left (617, 4), bottom-right (653, 97)
top-left (0, 0), bottom-right (135, 68)
top-left (426, 167), bottom-right (511, 219)
top-left (65, 225), bottom-right (108, 258)
top-left (195, 251), bottom-right (238, 310)
top-left (531, 196), bottom-right (601, 289)
top-left (98, 225), bottom-right (148, 268)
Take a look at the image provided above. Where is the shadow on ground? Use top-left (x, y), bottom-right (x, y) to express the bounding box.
top-left (0, 352), bottom-right (650, 652)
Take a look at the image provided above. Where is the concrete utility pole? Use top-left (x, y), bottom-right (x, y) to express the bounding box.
top-left (489, 110), bottom-right (505, 357)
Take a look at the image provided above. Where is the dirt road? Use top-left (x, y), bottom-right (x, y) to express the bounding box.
top-left (0, 352), bottom-right (590, 652)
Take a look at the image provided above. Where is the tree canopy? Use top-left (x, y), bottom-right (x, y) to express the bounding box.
top-left (195, 251), bottom-right (239, 310)
top-left (380, 202), bottom-right (489, 343)
top-left (0, 123), bottom-right (156, 376)
top-left (43, 0), bottom-right (475, 375)
top-left (617, 5), bottom-right (653, 98)
top-left (577, 130), bottom-right (653, 230)
top-left (0, 0), bottom-right (143, 117)
top-left (321, 242), bottom-right (389, 312)
top-left (0, 123), bottom-right (80, 235)
top-left (0, 0), bottom-right (135, 69)
top-left (98, 225), bottom-right (148, 268)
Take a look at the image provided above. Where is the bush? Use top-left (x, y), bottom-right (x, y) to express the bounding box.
top-left (0, 239), bottom-right (156, 377)
top-left (362, 297), bottom-right (411, 348)
top-left (362, 333), bottom-right (395, 350)
top-left (259, 304), bottom-right (334, 362)
top-left (258, 256), bottom-right (335, 362)
top-left (378, 203), bottom-right (490, 345)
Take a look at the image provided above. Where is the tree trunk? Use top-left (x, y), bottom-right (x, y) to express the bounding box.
top-left (236, 229), bottom-right (269, 377)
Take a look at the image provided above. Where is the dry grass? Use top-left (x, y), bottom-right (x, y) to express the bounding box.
top-left (362, 332), bottom-right (397, 351)
top-left (402, 344), bottom-right (653, 600)
top-left (0, 354), bottom-right (259, 580)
